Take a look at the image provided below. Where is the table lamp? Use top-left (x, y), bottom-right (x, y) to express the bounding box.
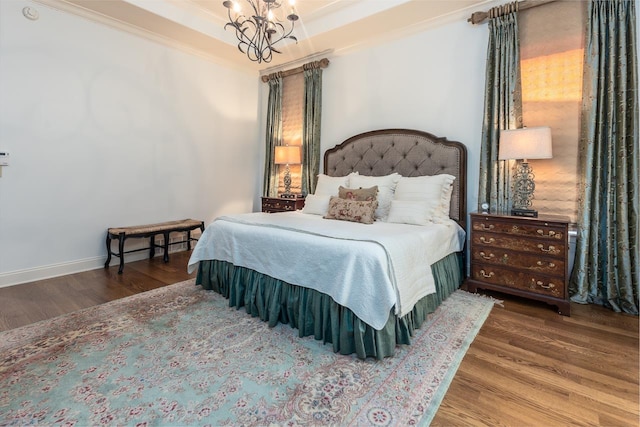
top-left (498, 126), bottom-right (552, 217)
top-left (274, 145), bottom-right (301, 197)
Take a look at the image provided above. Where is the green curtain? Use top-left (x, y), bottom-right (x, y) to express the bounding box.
top-left (263, 76), bottom-right (283, 197)
top-left (478, 5), bottom-right (523, 214)
top-left (301, 66), bottom-right (323, 196)
top-left (570, 0), bottom-right (639, 314)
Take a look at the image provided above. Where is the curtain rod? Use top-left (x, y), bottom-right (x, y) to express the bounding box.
top-left (468, 0), bottom-right (557, 24)
top-left (261, 58), bottom-right (330, 83)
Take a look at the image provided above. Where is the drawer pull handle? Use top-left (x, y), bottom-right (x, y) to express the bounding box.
top-left (536, 281), bottom-right (556, 289)
top-left (480, 237), bottom-right (496, 244)
top-left (479, 251), bottom-right (495, 260)
top-left (480, 224), bottom-right (495, 230)
top-left (480, 270), bottom-right (494, 278)
top-left (537, 229), bottom-right (556, 238)
top-left (537, 244), bottom-right (556, 252)
top-left (536, 261), bottom-right (556, 268)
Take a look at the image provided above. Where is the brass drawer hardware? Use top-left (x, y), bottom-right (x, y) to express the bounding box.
top-left (536, 281), bottom-right (556, 289)
top-left (479, 251), bottom-right (495, 260)
top-left (467, 212), bottom-right (570, 316)
top-left (537, 229), bottom-right (556, 237)
top-left (537, 261), bottom-right (556, 268)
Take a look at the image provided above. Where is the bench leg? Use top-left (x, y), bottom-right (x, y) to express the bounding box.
top-left (191, 222), bottom-right (204, 249)
top-left (117, 233), bottom-right (126, 274)
top-left (104, 233), bottom-right (112, 268)
top-left (163, 231), bottom-right (170, 263)
top-left (187, 230), bottom-right (192, 250)
top-left (149, 235), bottom-right (156, 259)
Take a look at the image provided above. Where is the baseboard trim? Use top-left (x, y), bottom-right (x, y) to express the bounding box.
top-left (0, 244), bottom-right (188, 289)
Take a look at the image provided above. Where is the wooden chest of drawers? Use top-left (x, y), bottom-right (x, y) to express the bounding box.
top-left (261, 196), bottom-right (305, 213)
top-left (467, 212), bottom-right (571, 316)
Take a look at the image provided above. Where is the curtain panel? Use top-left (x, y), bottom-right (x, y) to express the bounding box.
top-left (570, 0), bottom-right (639, 314)
top-left (301, 67), bottom-right (323, 195)
top-left (478, 6), bottom-right (523, 213)
top-left (263, 76), bottom-right (283, 197)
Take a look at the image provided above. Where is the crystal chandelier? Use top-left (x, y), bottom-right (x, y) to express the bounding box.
top-left (223, 0), bottom-right (299, 63)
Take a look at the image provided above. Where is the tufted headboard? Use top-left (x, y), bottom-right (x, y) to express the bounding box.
top-left (324, 129), bottom-right (467, 229)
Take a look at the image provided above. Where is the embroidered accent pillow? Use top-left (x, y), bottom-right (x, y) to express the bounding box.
top-left (338, 185), bottom-right (378, 201)
top-left (324, 197), bottom-right (378, 224)
top-left (347, 173), bottom-right (402, 221)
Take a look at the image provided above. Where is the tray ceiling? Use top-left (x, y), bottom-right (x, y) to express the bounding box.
top-left (33, 0), bottom-right (490, 72)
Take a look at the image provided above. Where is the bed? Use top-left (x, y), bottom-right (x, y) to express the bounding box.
top-left (188, 128), bottom-right (467, 359)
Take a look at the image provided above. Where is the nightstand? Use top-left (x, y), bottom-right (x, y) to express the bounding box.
top-left (261, 196), bottom-right (305, 213)
top-left (467, 212), bottom-right (571, 316)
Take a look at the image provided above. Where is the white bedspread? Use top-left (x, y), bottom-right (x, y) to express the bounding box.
top-left (188, 212), bottom-right (464, 330)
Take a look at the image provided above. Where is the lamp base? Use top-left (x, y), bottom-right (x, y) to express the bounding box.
top-left (511, 208), bottom-right (538, 218)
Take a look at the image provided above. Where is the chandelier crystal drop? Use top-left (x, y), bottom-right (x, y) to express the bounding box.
top-left (223, 0), bottom-right (299, 63)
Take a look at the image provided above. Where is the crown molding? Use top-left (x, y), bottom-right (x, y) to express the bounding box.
top-left (31, 0), bottom-right (257, 73)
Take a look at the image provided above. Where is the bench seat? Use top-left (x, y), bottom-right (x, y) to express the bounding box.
top-left (105, 219), bottom-right (204, 274)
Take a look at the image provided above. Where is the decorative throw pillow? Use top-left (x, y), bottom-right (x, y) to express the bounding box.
top-left (386, 200), bottom-right (432, 226)
top-left (393, 174), bottom-right (456, 221)
top-left (323, 196), bottom-right (378, 224)
top-left (314, 172), bottom-right (359, 196)
top-left (301, 194), bottom-right (331, 215)
top-left (338, 185), bottom-right (378, 201)
top-left (347, 173), bottom-right (401, 221)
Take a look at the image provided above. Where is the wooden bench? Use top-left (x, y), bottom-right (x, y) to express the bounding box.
top-left (105, 219), bottom-right (205, 274)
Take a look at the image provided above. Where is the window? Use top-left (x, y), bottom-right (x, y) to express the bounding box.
top-left (519, 0), bottom-right (586, 223)
top-left (279, 73), bottom-right (304, 194)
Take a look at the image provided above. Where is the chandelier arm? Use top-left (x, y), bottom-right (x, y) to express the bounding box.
top-left (223, 0), bottom-right (298, 63)
top-left (226, 12), bottom-right (262, 59)
top-left (264, 21), bottom-right (292, 47)
top-left (245, 0), bottom-right (260, 17)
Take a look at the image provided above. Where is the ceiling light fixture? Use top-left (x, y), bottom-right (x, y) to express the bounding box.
top-left (223, 0), bottom-right (299, 63)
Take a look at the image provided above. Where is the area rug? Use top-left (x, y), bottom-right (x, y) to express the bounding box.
top-left (0, 279), bottom-right (494, 426)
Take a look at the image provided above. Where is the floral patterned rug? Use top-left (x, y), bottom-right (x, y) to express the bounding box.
top-left (0, 279), bottom-right (494, 426)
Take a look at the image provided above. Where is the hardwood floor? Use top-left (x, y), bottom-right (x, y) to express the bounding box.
top-left (1, 251), bottom-right (638, 426)
top-left (0, 251), bottom-right (197, 332)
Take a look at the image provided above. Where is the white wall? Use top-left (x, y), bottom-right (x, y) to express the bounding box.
top-left (256, 17), bottom-right (489, 276)
top-left (323, 19), bottom-right (488, 215)
top-left (0, 0), bottom-right (261, 286)
top-left (262, 17), bottom-right (489, 223)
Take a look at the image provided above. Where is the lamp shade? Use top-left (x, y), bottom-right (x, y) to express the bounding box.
top-left (274, 145), bottom-right (301, 165)
top-left (498, 126), bottom-right (553, 161)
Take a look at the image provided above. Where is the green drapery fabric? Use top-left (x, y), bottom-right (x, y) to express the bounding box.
top-left (301, 66), bottom-right (323, 195)
top-left (570, 0), bottom-right (639, 314)
top-left (263, 76), bottom-right (283, 197)
top-left (478, 8), bottom-right (523, 213)
top-left (195, 253), bottom-right (464, 360)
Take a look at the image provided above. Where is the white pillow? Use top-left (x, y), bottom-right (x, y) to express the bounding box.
top-left (393, 174), bottom-right (455, 221)
top-left (440, 181), bottom-right (455, 218)
top-left (348, 173), bottom-right (401, 221)
top-left (301, 194), bottom-right (331, 215)
top-left (314, 172), bottom-right (359, 197)
top-left (387, 200), bottom-right (432, 226)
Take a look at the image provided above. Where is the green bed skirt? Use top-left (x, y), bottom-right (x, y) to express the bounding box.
top-left (195, 252), bottom-right (463, 360)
